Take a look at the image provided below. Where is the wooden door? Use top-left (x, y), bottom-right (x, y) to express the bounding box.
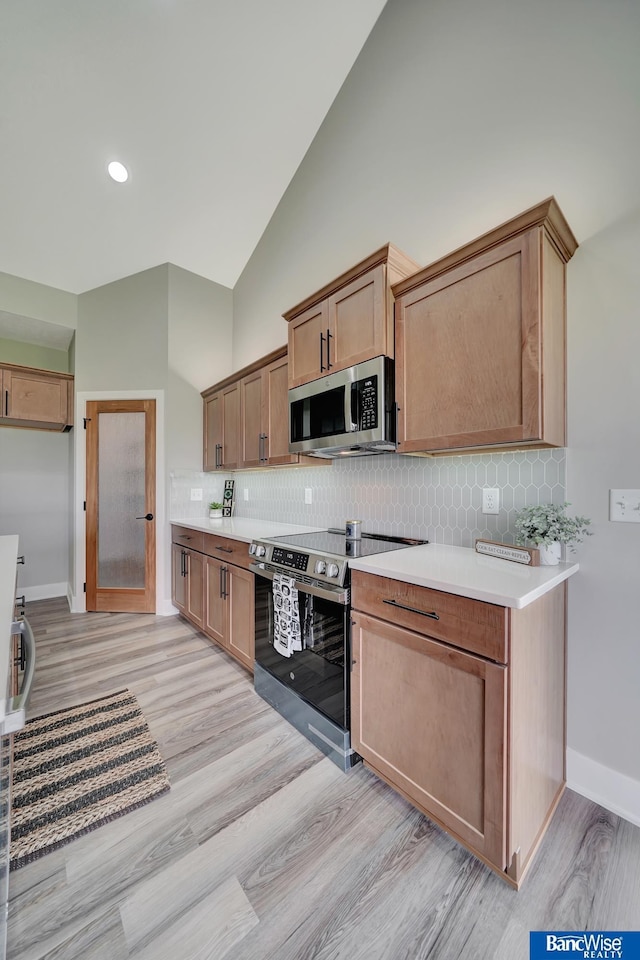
top-left (221, 382), bottom-right (240, 470)
top-left (240, 369), bottom-right (265, 468)
top-left (287, 301), bottom-right (329, 388)
top-left (2, 366), bottom-right (72, 428)
top-left (264, 354), bottom-right (297, 466)
top-left (203, 391), bottom-right (222, 471)
top-left (228, 565), bottom-right (255, 672)
top-left (85, 399), bottom-right (156, 613)
top-left (204, 556), bottom-right (229, 648)
top-left (351, 611), bottom-right (507, 870)
top-left (328, 264), bottom-right (387, 371)
top-left (396, 230), bottom-right (541, 453)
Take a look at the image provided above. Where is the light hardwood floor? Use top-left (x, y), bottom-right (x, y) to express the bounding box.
top-left (8, 598), bottom-right (640, 960)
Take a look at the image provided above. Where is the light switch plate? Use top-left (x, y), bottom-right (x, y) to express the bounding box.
top-left (609, 489), bottom-right (640, 522)
top-left (305, 488), bottom-right (313, 504)
top-left (190, 488), bottom-right (203, 501)
top-left (243, 488), bottom-right (249, 501)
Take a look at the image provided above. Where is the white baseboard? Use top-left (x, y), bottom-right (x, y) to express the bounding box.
top-left (158, 598), bottom-right (179, 616)
top-left (21, 582), bottom-right (68, 603)
top-left (567, 747), bottom-right (640, 828)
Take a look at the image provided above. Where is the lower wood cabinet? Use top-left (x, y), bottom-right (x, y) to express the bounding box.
top-left (171, 525), bottom-right (254, 673)
top-left (350, 570), bottom-right (566, 888)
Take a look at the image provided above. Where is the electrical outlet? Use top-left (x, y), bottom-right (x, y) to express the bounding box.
top-left (609, 489), bottom-right (640, 522)
top-left (482, 488), bottom-right (500, 514)
top-left (305, 488), bottom-right (313, 504)
top-left (190, 488), bottom-right (203, 501)
top-left (243, 488), bottom-right (249, 501)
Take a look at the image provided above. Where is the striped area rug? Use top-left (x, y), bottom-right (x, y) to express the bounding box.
top-left (10, 689), bottom-right (170, 870)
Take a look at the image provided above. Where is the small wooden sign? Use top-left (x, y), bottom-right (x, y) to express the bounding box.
top-left (475, 539), bottom-right (540, 566)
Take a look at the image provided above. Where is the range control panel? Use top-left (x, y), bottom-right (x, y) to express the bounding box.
top-left (270, 548), bottom-right (309, 572)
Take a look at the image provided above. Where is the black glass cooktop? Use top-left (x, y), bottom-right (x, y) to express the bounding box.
top-left (267, 528), bottom-right (427, 560)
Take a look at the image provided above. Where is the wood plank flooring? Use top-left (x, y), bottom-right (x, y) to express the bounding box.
top-left (8, 598), bottom-right (640, 960)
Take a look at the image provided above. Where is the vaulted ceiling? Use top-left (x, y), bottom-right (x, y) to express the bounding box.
top-left (0, 0), bottom-right (387, 296)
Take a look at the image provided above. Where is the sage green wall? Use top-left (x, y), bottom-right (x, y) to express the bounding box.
top-left (0, 270), bottom-right (77, 329)
top-left (0, 337), bottom-right (70, 372)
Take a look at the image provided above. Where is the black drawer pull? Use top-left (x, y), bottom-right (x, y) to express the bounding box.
top-left (178, 535), bottom-right (192, 540)
top-left (382, 599), bottom-right (440, 620)
top-left (215, 546), bottom-right (233, 554)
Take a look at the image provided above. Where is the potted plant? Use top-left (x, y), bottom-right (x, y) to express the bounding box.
top-left (514, 502), bottom-right (592, 565)
top-left (208, 501), bottom-right (224, 519)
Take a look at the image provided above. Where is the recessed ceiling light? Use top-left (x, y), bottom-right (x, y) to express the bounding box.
top-left (107, 161), bottom-right (129, 183)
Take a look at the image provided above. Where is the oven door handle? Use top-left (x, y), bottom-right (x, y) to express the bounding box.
top-left (249, 562), bottom-right (350, 606)
top-left (2, 617), bottom-right (37, 735)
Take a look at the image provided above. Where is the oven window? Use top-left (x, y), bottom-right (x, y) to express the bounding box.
top-left (290, 384), bottom-right (346, 443)
top-left (254, 577), bottom-right (349, 727)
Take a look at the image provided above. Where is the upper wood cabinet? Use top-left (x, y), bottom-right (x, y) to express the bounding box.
top-left (393, 198), bottom-right (578, 454)
top-left (0, 363), bottom-right (73, 431)
top-left (202, 380), bottom-right (240, 471)
top-left (203, 346), bottom-right (321, 470)
top-left (283, 244), bottom-right (420, 390)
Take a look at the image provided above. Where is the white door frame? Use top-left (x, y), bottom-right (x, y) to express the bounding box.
top-left (71, 389), bottom-right (168, 614)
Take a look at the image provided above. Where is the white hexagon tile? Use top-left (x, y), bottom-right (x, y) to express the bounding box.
top-left (170, 449), bottom-right (566, 547)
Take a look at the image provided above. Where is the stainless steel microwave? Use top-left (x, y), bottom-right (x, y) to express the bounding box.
top-left (288, 356), bottom-right (396, 458)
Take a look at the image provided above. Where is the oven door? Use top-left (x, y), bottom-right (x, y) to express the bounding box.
top-left (251, 564), bottom-right (350, 729)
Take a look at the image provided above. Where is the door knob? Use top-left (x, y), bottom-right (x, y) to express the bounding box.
top-left (136, 513), bottom-right (154, 521)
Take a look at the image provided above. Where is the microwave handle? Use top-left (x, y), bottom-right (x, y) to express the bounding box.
top-left (348, 380), bottom-right (358, 431)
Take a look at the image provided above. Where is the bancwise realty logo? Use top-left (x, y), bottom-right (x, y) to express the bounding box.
top-left (530, 932), bottom-right (640, 959)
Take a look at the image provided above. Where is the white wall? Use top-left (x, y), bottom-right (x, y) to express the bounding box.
top-left (231, 0), bottom-right (640, 804)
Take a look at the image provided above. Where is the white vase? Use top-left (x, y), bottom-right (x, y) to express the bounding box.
top-left (538, 542), bottom-right (562, 565)
top-left (209, 509), bottom-right (223, 519)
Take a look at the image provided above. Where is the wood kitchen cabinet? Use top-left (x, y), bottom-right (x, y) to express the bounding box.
top-left (171, 525), bottom-right (255, 673)
top-left (202, 381), bottom-right (240, 471)
top-left (284, 244), bottom-right (420, 390)
top-left (0, 363), bottom-right (73, 432)
top-left (203, 346), bottom-right (321, 470)
top-left (171, 530), bottom-right (205, 631)
top-left (393, 197), bottom-right (578, 454)
top-left (350, 569), bottom-right (566, 888)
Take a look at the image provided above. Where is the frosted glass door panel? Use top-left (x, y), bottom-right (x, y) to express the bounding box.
top-left (98, 412), bottom-right (145, 589)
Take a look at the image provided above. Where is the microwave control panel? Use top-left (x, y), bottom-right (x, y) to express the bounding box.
top-left (357, 375), bottom-right (378, 430)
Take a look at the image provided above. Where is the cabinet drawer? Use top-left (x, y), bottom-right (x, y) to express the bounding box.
top-left (171, 525), bottom-right (204, 554)
top-left (351, 570), bottom-right (508, 663)
top-left (203, 533), bottom-right (252, 570)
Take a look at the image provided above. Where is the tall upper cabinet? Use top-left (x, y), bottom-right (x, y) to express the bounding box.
top-left (0, 363), bottom-right (74, 431)
top-left (283, 244), bottom-right (420, 390)
top-left (393, 198), bottom-right (578, 454)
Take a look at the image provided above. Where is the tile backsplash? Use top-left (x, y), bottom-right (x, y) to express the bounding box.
top-left (170, 448), bottom-right (565, 547)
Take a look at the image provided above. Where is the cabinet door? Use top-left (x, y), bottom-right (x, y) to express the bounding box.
top-left (228, 565), bottom-right (255, 672)
top-left (221, 382), bottom-right (240, 470)
top-left (240, 369), bottom-right (265, 468)
top-left (396, 230), bottom-right (541, 453)
top-left (171, 544), bottom-right (187, 614)
top-left (2, 367), bottom-right (72, 428)
top-left (185, 549), bottom-right (205, 630)
top-left (351, 611), bottom-right (507, 870)
top-left (288, 301), bottom-right (329, 389)
top-left (204, 556), bottom-right (229, 649)
top-left (264, 354), bottom-right (298, 466)
top-left (203, 391), bottom-right (222, 471)
top-left (328, 264), bottom-right (388, 372)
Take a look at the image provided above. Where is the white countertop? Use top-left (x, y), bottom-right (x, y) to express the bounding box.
top-left (0, 535), bottom-right (19, 723)
top-left (349, 542), bottom-right (579, 608)
top-left (170, 517), bottom-right (325, 543)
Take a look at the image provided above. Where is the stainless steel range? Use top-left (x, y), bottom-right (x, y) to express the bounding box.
top-left (249, 528), bottom-right (425, 771)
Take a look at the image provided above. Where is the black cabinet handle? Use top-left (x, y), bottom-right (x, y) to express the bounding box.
top-left (136, 513), bottom-right (154, 521)
top-left (4, 390), bottom-right (8, 417)
top-left (17, 556), bottom-right (25, 565)
top-left (215, 442), bottom-right (223, 469)
top-left (320, 331), bottom-right (326, 372)
top-left (215, 545), bottom-right (233, 554)
top-left (382, 598), bottom-right (440, 620)
top-left (222, 566), bottom-right (228, 599)
top-left (326, 329), bottom-right (332, 369)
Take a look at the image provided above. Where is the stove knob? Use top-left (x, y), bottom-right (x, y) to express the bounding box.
top-left (314, 560), bottom-right (327, 575)
top-left (256, 545), bottom-right (266, 558)
top-left (248, 543), bottom-right (257, 556)
top-left (327, 562), bottom-right (340, 579)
